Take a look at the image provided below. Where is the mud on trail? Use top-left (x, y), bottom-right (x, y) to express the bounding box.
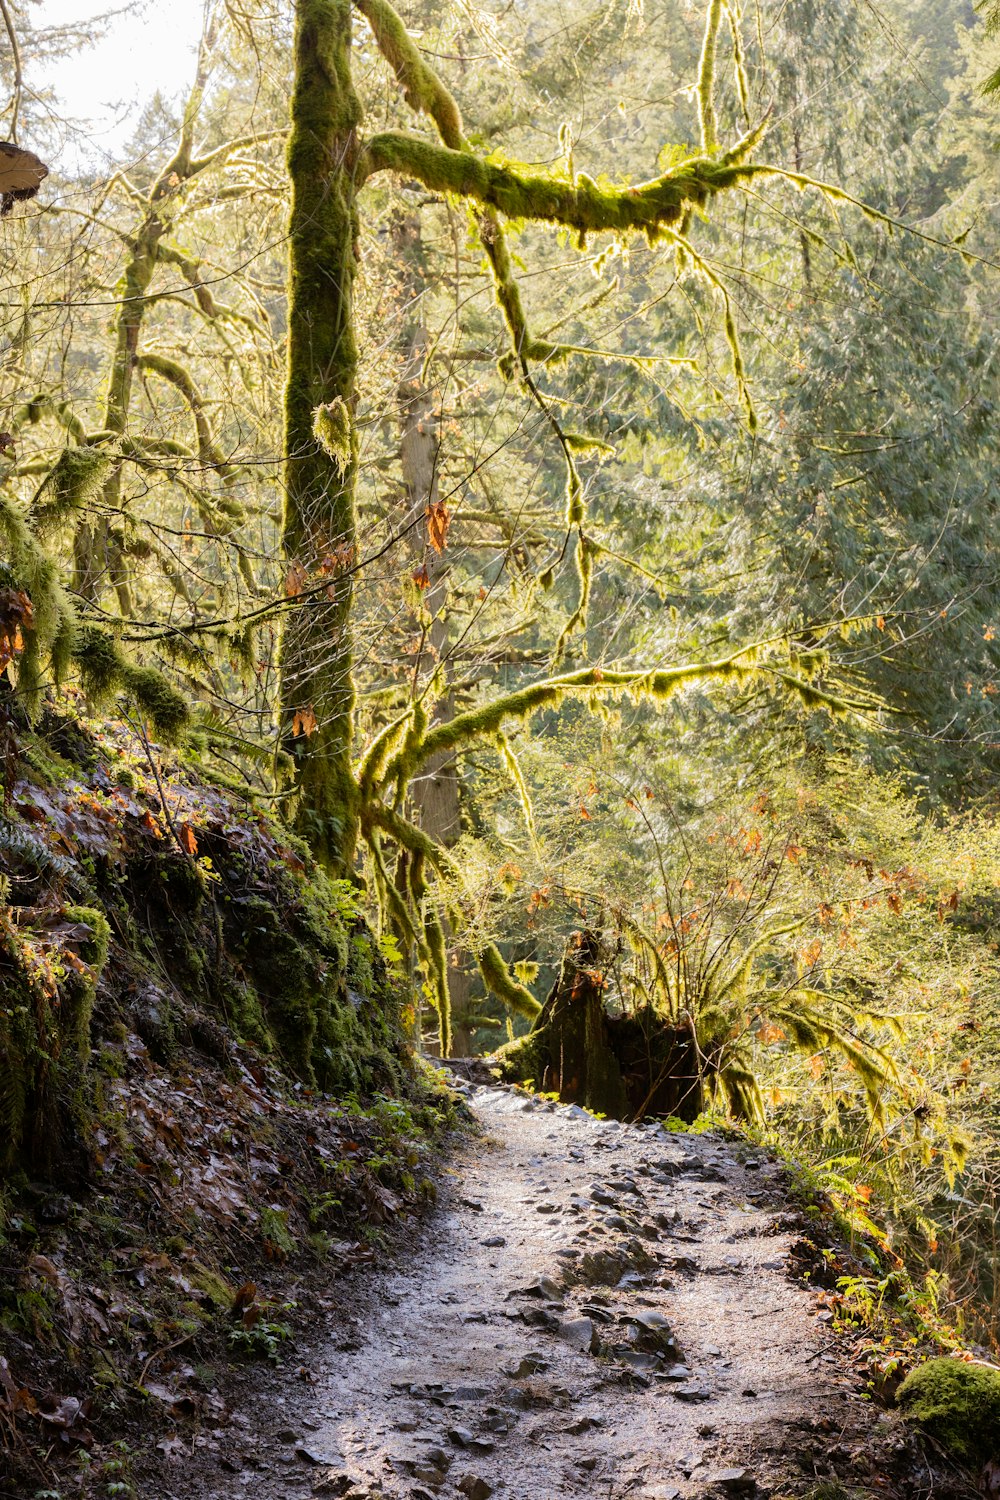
top-left (160, 1083), bottom-right (961, 1500)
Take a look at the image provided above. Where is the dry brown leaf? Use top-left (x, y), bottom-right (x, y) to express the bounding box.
top-left (292, 704), bottom-right (318, 738)
top-left (426, 499), bottom-right (450, 553)
top-left (284, 561), bottom-right (309, 598)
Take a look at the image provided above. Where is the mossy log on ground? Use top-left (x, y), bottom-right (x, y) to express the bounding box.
top-left (491, 930), bottom-right (704, 1121)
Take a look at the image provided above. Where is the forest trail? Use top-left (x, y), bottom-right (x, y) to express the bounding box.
top-left (172, 1083), bottom-right (912, 1500)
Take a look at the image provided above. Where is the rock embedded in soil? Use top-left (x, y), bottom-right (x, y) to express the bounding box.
top-left (457, 1478), bottom-right (493, 1499)
top-left (709, 1467), bottom-right (757, 1493)
top-left (556, 1316), bottom-right (596, 1352)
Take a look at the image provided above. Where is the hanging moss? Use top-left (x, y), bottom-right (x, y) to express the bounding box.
top-left (31, 446), bottom-right (114, 537)
top-left (0, 494), bottom-right (77, 716)
top-left (422, 905), bottom-right (451, 1054)
top-left (478, 941), bottom-right (540, 1019)
top-left (554, 531), bottom-right (596, 662)
top-left (124, 667), bottom-right (190, 740)
top-left (495, 730), bottom-right (537, 846)
top-left (73, 626), bottom-right (190, 741)
top-left (393, 647), bottom-right (764, 781)
top-left (312, 397), bottom-right (352, 475)
top-left (697, 0), bottom-right (724, 153)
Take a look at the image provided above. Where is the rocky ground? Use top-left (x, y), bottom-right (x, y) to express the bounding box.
top-left (142, 1080), bottom-right (976, 1500)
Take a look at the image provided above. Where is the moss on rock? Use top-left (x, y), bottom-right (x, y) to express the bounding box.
top-left (897, 1357), bottom-right (1000, 1463)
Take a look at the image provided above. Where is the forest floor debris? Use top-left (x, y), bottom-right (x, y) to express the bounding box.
top-left (141, 1080), bottom-right (979, 1500)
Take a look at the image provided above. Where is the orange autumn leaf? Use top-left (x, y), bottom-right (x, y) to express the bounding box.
top-left (426, 499), bottom-right (450, 553)
top-left (177, 822), bottom-right (198, 856)
top-left (292, 704), bottom-right (318, 738)
top-left (0, 587), bottom-right (33, 670)
top-left (319, 542), bottom-right (357, 576)
top-left (412, 564), bottom-right (431, 591)
top-left (284, 561), bottom-right (309, 598)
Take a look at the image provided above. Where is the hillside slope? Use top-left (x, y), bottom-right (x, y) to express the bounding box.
top-left (0, 709), bottom-right (454, 1496)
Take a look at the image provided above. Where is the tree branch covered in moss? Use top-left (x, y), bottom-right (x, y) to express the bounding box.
top-left (362, 132), bottom-right (764, 239)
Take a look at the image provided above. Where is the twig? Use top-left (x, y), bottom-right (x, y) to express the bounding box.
top-left (138, 1331), bottom-right (195, 1388)
top-left (0, 0), bottom-right (22, 142)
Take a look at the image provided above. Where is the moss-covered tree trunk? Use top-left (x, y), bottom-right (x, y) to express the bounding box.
top-left (278, 0), bottom-right (362, 872)
top-left (73, 213), bottom-right (163, 614)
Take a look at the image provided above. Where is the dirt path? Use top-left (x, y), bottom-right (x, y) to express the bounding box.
top-left (164, 1082), bottom-right (931, 1500)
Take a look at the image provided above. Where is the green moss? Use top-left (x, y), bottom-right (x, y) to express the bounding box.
top-left (346, 931), bottom-right (375, 994)
top-left (364, 131), bottom-right (763, 240)
top-left (897, 1357), bottom-right (1000, 1463)
top-left (125, 666), bottom-right (189, 740)
top-left (184, 1261), bottom-right (236, 1309)
top-left (259, 1203), bottom-right (297, 1256)
top-left (74, 626), bottom-right (190, 741)
top-left (0, 903), bottom-right (108, 1174)
top-left (32, 446), bottom-right (114, 537)
top-left (0, 493), bottom-right (77, 717)
top-left (312, 397), bottom-right (351, 475)
top-left (478, 941), bottom-right (539, 1019)
top-left (278, 0), bottom-right (363, 872)
top-left (492, 1023), bottom-right (548, 1086)
top-left (697, 0), bottom-right (724, 153)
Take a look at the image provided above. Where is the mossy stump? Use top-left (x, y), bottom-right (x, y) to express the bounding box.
top-left (494, 931), bottom-right (629, 1116)
top-left (493, 930), bottom-right (704, 1121)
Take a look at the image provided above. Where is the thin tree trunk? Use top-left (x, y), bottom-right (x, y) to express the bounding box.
top-left (81, 215), bottom-right (163, 615)
top-left (278, 0), bottom-right (363, 872)
top-left (391, 210), bottom-right (475, 1053)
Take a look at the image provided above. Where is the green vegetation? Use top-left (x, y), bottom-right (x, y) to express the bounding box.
top-left (3, 0), bottom-right (1000, 1478)
top-left (897, 1357), bottom-right (1000, 1462)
